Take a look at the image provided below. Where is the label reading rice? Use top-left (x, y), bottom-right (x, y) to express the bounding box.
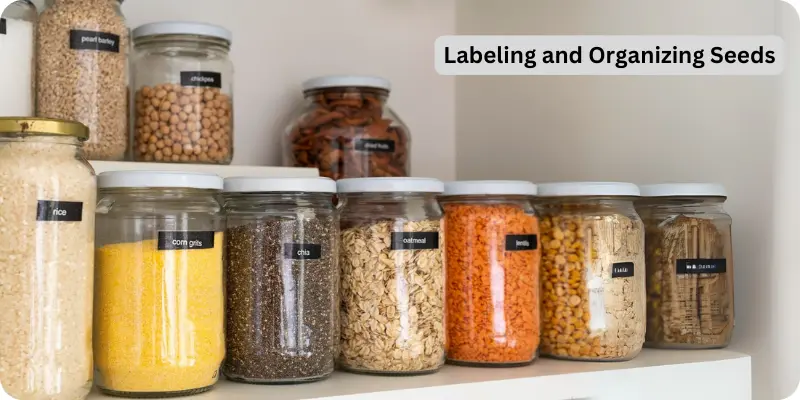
top-left (36, 200), bottom-right (83, 222)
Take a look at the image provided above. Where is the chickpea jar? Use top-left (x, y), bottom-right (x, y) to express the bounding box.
top-left (536, 182), bottom-right (645, 362)
top-left (131, 22), bottom-right (234, 164)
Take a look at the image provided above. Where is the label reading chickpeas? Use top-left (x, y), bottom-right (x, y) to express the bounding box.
top-left (69, 30), bottom-right (120, 53)
top-left (354, 139), bottom-right (396, 153)
top-left (0, 18), bottom-right (6, 35)
top-left (180, 71), bottom-right (222, 89)
top-left (36, 200), bottom-right (83, 222)
top-left (611, 262), bottom-right (635, 278)
top-left (157, 231), bottom-right (216, 250)
top-left (390, 232), bottom-right (440, 250)
top-left (676, 258), bottom-right (727, 274)
top-left (283, 243), bottom-right (322, 260)
top-left (505, 234), bottom-right (538, 251)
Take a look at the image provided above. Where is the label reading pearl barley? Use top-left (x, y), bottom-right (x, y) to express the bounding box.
top-left (505, 234), bottom-right (538, 251)
top-left (354, 139), bottom-right (396, 153)
top-left (69, 30), bottom-right (120, 53)
top-left (283, 243), bottom-right (322, 260)
top-left (0, 19), bottom-right (6, 35)
top-left (390, 232), bottom-right (439, 250)
top-left (36, 200), bottom-right (83, 222)
top-left (158, 231), bottom-right (215, 250)
top-left (180, 71), bottom-right (222, 88)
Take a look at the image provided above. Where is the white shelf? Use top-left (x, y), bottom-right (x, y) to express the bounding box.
top-left (89, 161), bottom-right (320, 179)
top-left (87, 349), bottom-right (751, 400)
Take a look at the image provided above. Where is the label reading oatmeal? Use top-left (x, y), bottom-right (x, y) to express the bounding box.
top-left (283, 243), bottom-right (322, 260)
top-left (69, 30), bottom-right (120, 53)
top-left (0, 18), bottom-right (6, 35)
top-left (391, 232), bottom-right (439, 250)
top-left (611, 262), bottom-right (635, 278)
top-left (36, 200), bottom-right (83, 222)
top-left (354, 139), bottom-right (395, 153)
top-left (157, 231), bottom-right (215, 250)
top-left (505, 234), bottom-right (538, 251)
top-left (180, 71), bottom-right (222, 88)
top-left (676, 258), bottom-right (727, 274)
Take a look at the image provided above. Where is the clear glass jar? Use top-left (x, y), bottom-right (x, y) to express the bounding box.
top-left (536, 182), bottom-right (646, 362)
top-left (0, 1), bottom-right (36, 117)
top-left (131, 22), bottom-right (234, 164)
top-left (36, 0), bottom-right (129, 161)
top-left (284, 76), bottom-right (410, 180)
top-left (94, 171), bottom-right (225, 397)
top-left (439, 181), bottom-right (541, 367)
top-left (337, 178), bottom-right (445, 375)
top-left (222, 177), bottom-right (338, 384)
top-left (636, 183), bottom-right (734, 349)
top-left (0, 118), bottom-right (95, 400)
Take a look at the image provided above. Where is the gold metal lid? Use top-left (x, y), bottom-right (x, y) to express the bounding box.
top-left (0, 118), bottom-right (90, 141)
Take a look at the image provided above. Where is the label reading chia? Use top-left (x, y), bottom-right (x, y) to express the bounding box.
top-left (0, 18), bottom-right (6, 35)
top-left (354, 139), bottom-right (395, 153)
top-left (36, 200), bottom-right (83, 222)
top-left (676, 258), bottom-right (727, 275)
top-left (180, 71), bottom-right (222, 88)
top-left (505, 234), bottom-right (538, 251)
top-left (283, 243), bottom-right (322, 260)
top-left (611, 262), bottom-right (635, 278)
top-left (69, 30), bottom-right (120, 53)
top-left (157, 231), bottom-right (215, 250)
top-left (390, 232), bottom-right (439, 250)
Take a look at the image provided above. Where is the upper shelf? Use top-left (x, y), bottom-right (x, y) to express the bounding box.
top-left (89, 161), bottom-right (320, 178)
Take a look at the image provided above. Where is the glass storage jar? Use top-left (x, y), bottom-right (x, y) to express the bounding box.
top-left (36, 0), bottom-right (129, 161)
top-left (636, 183), bottom-right (734, 349)
top-left (94, 171), bottom-right (225, 397)
top-left (337, 178), bottom-right (445, 375)
top-left (0, 118), bottom-right (95, 400)
top-left (131, 22), bottom-right (234, 164)
top-left (222, 177), bottom-right (339, 384)
top-left (0, 1), bottom-right (36, 117)
top-left (284, 76), bottom-right (410, 180)
top-left (536, 182), bottom-right (645, 362)
top-left (439, 181), bottom-right (541, 367)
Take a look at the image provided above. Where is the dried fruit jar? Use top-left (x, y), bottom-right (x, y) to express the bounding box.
top-left (0, 118), bottom-right (95, 400)
top-left (36, 0), bottom-right (129, 161)
top-left (94, 171), bottom-right (225, 397)
top-left (0, 1), bottom-right (36, 117)
top-left (439, 181), bottom-right (541, 367)
top-left (222, 177), bottom-right (339, 384)
top-left (284, 76), bottom-right (410, 180)
top-left (337, 178), bottom-right (445, 375)
top-left (636, 183), bottom-right (734, 349)
top-left (536, 182), bottom-right (646, 362)
top-left (131, 22), bottom-right (234, 164)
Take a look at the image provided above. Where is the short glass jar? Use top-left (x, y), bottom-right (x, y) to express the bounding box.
top-left (337, 178), bottom-right (445, 375)
top-left (284, 76), bottom-right (410, 180)
top-left (439, 181), bottom-right (541, 367)
top-left (222, 177), bottom-right (339, 384)
top-left (0, 118), bottom-right (95, 400)
top-left (0, 1), bottom-right (36, 117)
top-left (636, 183), bottom-right (734, 349)
top-left (131, 22), bottom-right (234, 164)
top-left (536, 182), bottom-right (646, 362)
top-left (94, 171), bottom-right (225, 397)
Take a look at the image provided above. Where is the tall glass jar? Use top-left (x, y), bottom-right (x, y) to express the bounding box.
top-left (337, 178), bottom-right (445, 375)
top-left (439, 181), bottom-right (541, 367)
top-left (284, 76), bottom-right (410, 180)
top-left (0, 118), bottom-right (95, 400)
top-left (36, 0), bottom-right (129, 161)
top-left (536, 182), bottom-right (645, 362)
top-left (637, 183), bottom-right (734, 349)
top-left (0, 1), bottom-right (36, 117)
top-left (131, 22), bottom-right (234, 164)
top-left (94, 171), bottom-right (225, 397)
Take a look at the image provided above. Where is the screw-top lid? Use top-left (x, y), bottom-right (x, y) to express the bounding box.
top-left (98, 171), bottom-right (223, 190)
top-left (337, 177), bottom-right (443, 194)
top-left (223, 177), bottom-right (336, 193)
top-left (132, 21), bottom-right (232, 43)
top-left (639, 183), bottom-right (727, 198)
top-left (0, 118), bottom-right (89, 140)
top-left (443, 180), bottom-right (537, 196)
top-left (301, 75), bottom-right (391, 92)
top-left (537, 182), bottom-right (640, 197)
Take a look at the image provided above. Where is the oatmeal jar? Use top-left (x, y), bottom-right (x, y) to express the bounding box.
top-left (337, 177), bottom-right (444, 375)
top-left (536, 182), bottom-right (645, 362)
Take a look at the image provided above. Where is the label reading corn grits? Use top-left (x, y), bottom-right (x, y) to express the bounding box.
top-left (69, 30), bottom-right (120, 53)
top-left (158, 231), bottom-right (215, 250)
top-left (36, 200), bottom-right (83, 222)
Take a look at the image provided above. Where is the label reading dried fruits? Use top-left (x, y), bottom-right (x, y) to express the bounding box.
top-left (69, 30), bottom-right (120, 53)
top-left (391, 232), bottom-right (439, 250)
top-left (676, 258), bottom-right (727, 274)
top-left (180, 71), bottom-right (222, 88)
top-left (283, 243), bottom-right (322, 260)
top-left (36, 200), bottom-right (83, 222)
top-left (354, 139), bottom-right (396, 153)
top-left (505, 234), bottom-right (538, 251)
top-left (611, 262), bottom-right (635, 278)
top-left (0, 18), bottom-right (6, 35)
top-left (157, 231), bottom-right (216, 250)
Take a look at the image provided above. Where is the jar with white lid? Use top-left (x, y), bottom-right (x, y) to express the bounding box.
top-left (636, 183), bottom-right (734, 349)
top-left (94, 171), bottom-right (225, 397)
top-left (337, 177), bottom-right (444, 375)
top-left (0, 1), bottom-right (36, 117)
top-left (131, 21), bottom-right (234, 164)
top-left (536, 182), bottom-right (645, 362)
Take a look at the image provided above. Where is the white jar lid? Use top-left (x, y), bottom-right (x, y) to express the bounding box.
top-left (301, 75), bottom-right (391, 92)
top-left (443, 180), bottom-right (537, 196)
top-left (537, 182), bottom-right (640, 197)
top-left (223, 177), bottom-right (336, 193)
top-left (98, 171), bottom-right (223, 190)
top-left (132, 21), bottom-right (232, 43)
top-left (639, 183), bottom-right (727, 198)
top-left (337, 177), bottom-right (444, 194)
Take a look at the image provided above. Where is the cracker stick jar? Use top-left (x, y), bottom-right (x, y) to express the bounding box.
top-left (439, 181), bottom-right (541, 367)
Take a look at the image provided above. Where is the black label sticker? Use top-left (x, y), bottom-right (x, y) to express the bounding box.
top-left (283, 243), bottom-right (322, 260)
top-left (611, 262), bottom-right (635, 278)
top-left (505, 234), bottom-right (538, 251)
top-left (354, 139), bottom-right (396, 153)
top-left (69, 30), bottom-right (120, 53)
top-left (180, 71), bottom-right (222, 88)
top-left (157, 231), bottom-right (215, 250)
top-left (676, 258), bottom-right (727, 275)
top-left (1, 18), bottom-right (6, 35)
top-left (36, 200), bottom-right (83, 222)
top-left (391, 232), bottom-right (439, 250)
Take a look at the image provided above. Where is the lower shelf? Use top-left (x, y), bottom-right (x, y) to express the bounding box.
top-left (87, 349), bottom-right (751, 400)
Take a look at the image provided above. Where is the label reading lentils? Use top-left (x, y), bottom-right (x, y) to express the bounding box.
top-left (611, 262), bottom-right (635, 278)
top-left (354, 139), bottom-right (395, 153)
top-left (157, 231), bottom-right (215, 250)
top-left (180, 71), bottom-right (222, 88)
top-left (283, 243), bottom-right (322, 260)
top-left (676, 258), bottom-right (727, 275)
top-left (36, 200), bottom-right (83, 222)
top-left (505, 234), bottom-right (538, 251)
top-left (0, 18), bottom-right (6, 35)
top-left (390, 232), bottom-right (439, 250)
top-left (69, 30), bottom-right (120, 53)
